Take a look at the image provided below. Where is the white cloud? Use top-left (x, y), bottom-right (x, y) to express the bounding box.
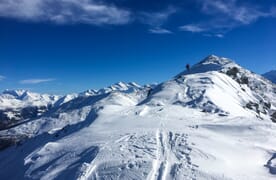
top-left (179, 24), bottom-right (205, 32)
top-left (0, 75), bottom-right (5, 81)
top-left (149, 27), bottom-right (172, 34)
top-left (20, 78), bottom-right (55, 84)
top-left (0, 0), bottom-right (131, 25)
top-left (201, 0), bottom-right (270, 25)
top-left (180, 0), bottom-right (276, 35)
top-left (214, 33), bottom-right (224, 38)
top-left (0, 0), bottom-right (275, 34)
top-left (138, 7), bottom-right (177, 34)
top-left (139, 7), bottom-right (177, 27)
top-left (204, 33), bottom-right (224, 38)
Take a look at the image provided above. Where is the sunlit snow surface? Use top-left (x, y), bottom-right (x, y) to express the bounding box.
top-left (1, 104), bottom-right (276, 180)
top-left (0, 55), bottom-right (276, 179)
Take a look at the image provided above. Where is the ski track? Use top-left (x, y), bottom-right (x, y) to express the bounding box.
top-left (149, 128), bottom-right (197, 180)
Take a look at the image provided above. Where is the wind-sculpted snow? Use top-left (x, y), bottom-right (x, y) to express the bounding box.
top-left (142, 71), bottom-right (257, 116)
top-left (0, 55), bottom-right (276, 179)
top-left (175, 55), bottom-right (276, 120)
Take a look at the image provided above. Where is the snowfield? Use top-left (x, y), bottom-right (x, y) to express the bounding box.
top-left (0, 55), bottom-right (276, 180)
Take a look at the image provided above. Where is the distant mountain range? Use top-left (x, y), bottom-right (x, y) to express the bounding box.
top-left (263, 70), bottom-right (276, 83)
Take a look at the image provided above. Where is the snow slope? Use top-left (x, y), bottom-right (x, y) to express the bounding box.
top-left (0, 55), bottom-right (276, 180)
top-left (145, 55), bottom-right (276, 120)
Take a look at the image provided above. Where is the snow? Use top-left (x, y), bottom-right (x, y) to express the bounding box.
top-left (0, 90), bottom-right (59, 110)
top-left (144, 71), bottom-right (257, 116)
top-left (2, 105), bottom-right (275, 180)
top-left (176, 55), bottom-right (236, 76)
top-left (0, 55), bottom-right (276, 179)
top-left (54, 94), bottom-right (79, 106)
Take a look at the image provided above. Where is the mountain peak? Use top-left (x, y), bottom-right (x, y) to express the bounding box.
top-left (2, 89), bottom-right (29, 97)
top-left (204, 54), bottom-right (219, 60)
top-left (176, 55), bottom-right (236, 77)
top-left (198, 55), bottom-right (234, 66)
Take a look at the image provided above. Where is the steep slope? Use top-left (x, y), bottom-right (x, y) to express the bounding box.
top-left (0, 55), bottom-right (276, 180)
top-left (143, 71), bottom-right (256, 116)
top-left (263, 70), bottom-right (276, 84)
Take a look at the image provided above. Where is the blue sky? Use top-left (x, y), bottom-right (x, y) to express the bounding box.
top-left (0, 0), bottom-right (275, 94)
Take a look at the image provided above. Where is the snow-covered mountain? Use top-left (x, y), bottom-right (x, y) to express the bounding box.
top-left (0, 55), bottom-right (276, 180)
top-left (142, 55), bottom-right (276, 120)
top-left (0, 82), bottom-right (151, 129)
top-left (0, 90), bottom-right (60, 129)
top-left (0, 89), bottom-right (59, 109)
top-left (263, 70), bottom-right (276, 84)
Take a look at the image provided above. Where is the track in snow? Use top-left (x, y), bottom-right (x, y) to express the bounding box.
top-left (149, 129), bottom-right (197, 180)
top-left (149, 129), bottom-right (167, 180)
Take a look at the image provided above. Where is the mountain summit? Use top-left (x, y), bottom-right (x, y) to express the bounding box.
top-left (176, 55), bottom-right (235, 76)
top-left (172, 55), bottom-right (276, 118)
top-left (199, 54), bottom-right (233, 65)
top-left (0, 55), bottom-right (276, 180)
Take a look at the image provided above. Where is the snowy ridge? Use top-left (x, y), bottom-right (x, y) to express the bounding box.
top-left (145, 55), bottom-right (276, 120)
top-left (0, 55), bottom-right (276, 180)
top-left (0, 82), bottom-right (151, 128)
top-left (80, 82), bottom-right (144, 97)
top-left (0, 90), bottom-right (60, 128)
top-left (0, 90), bottom-right (59, 109)
top-left (144, 71), bottom-right (256, 116)
top-left (176, 55), bottom-right (236, 76)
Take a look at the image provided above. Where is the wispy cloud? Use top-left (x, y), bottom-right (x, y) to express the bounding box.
top-left (180, 24), bottom-right (225, 38)
top-left (138, 7), bottom-right (177, 27)
top-left (20, 78), bottom-right (55, 84)
top-left (0, 0), bottom-right (177, 32)
top-left (180, 0), bottom-right (276, 35)
top-left (138, 7), bottom-right (177, 34)
top-left (149, 27), bottom-right (172, 34)
top-left (179, 24), bottom-right (205, 33)
top-left (0, 75), bottom-right (5, 81)
top-left (204, 33), bottom-right (224, 38)
top-left (214, 33), bottom-right (224, 38)
top-left (0, 0), bottom-right (275, 35)
top-left (201, 0), bottom-right (271, 24)
top-left (0, 0), bottom-right (131, 25)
